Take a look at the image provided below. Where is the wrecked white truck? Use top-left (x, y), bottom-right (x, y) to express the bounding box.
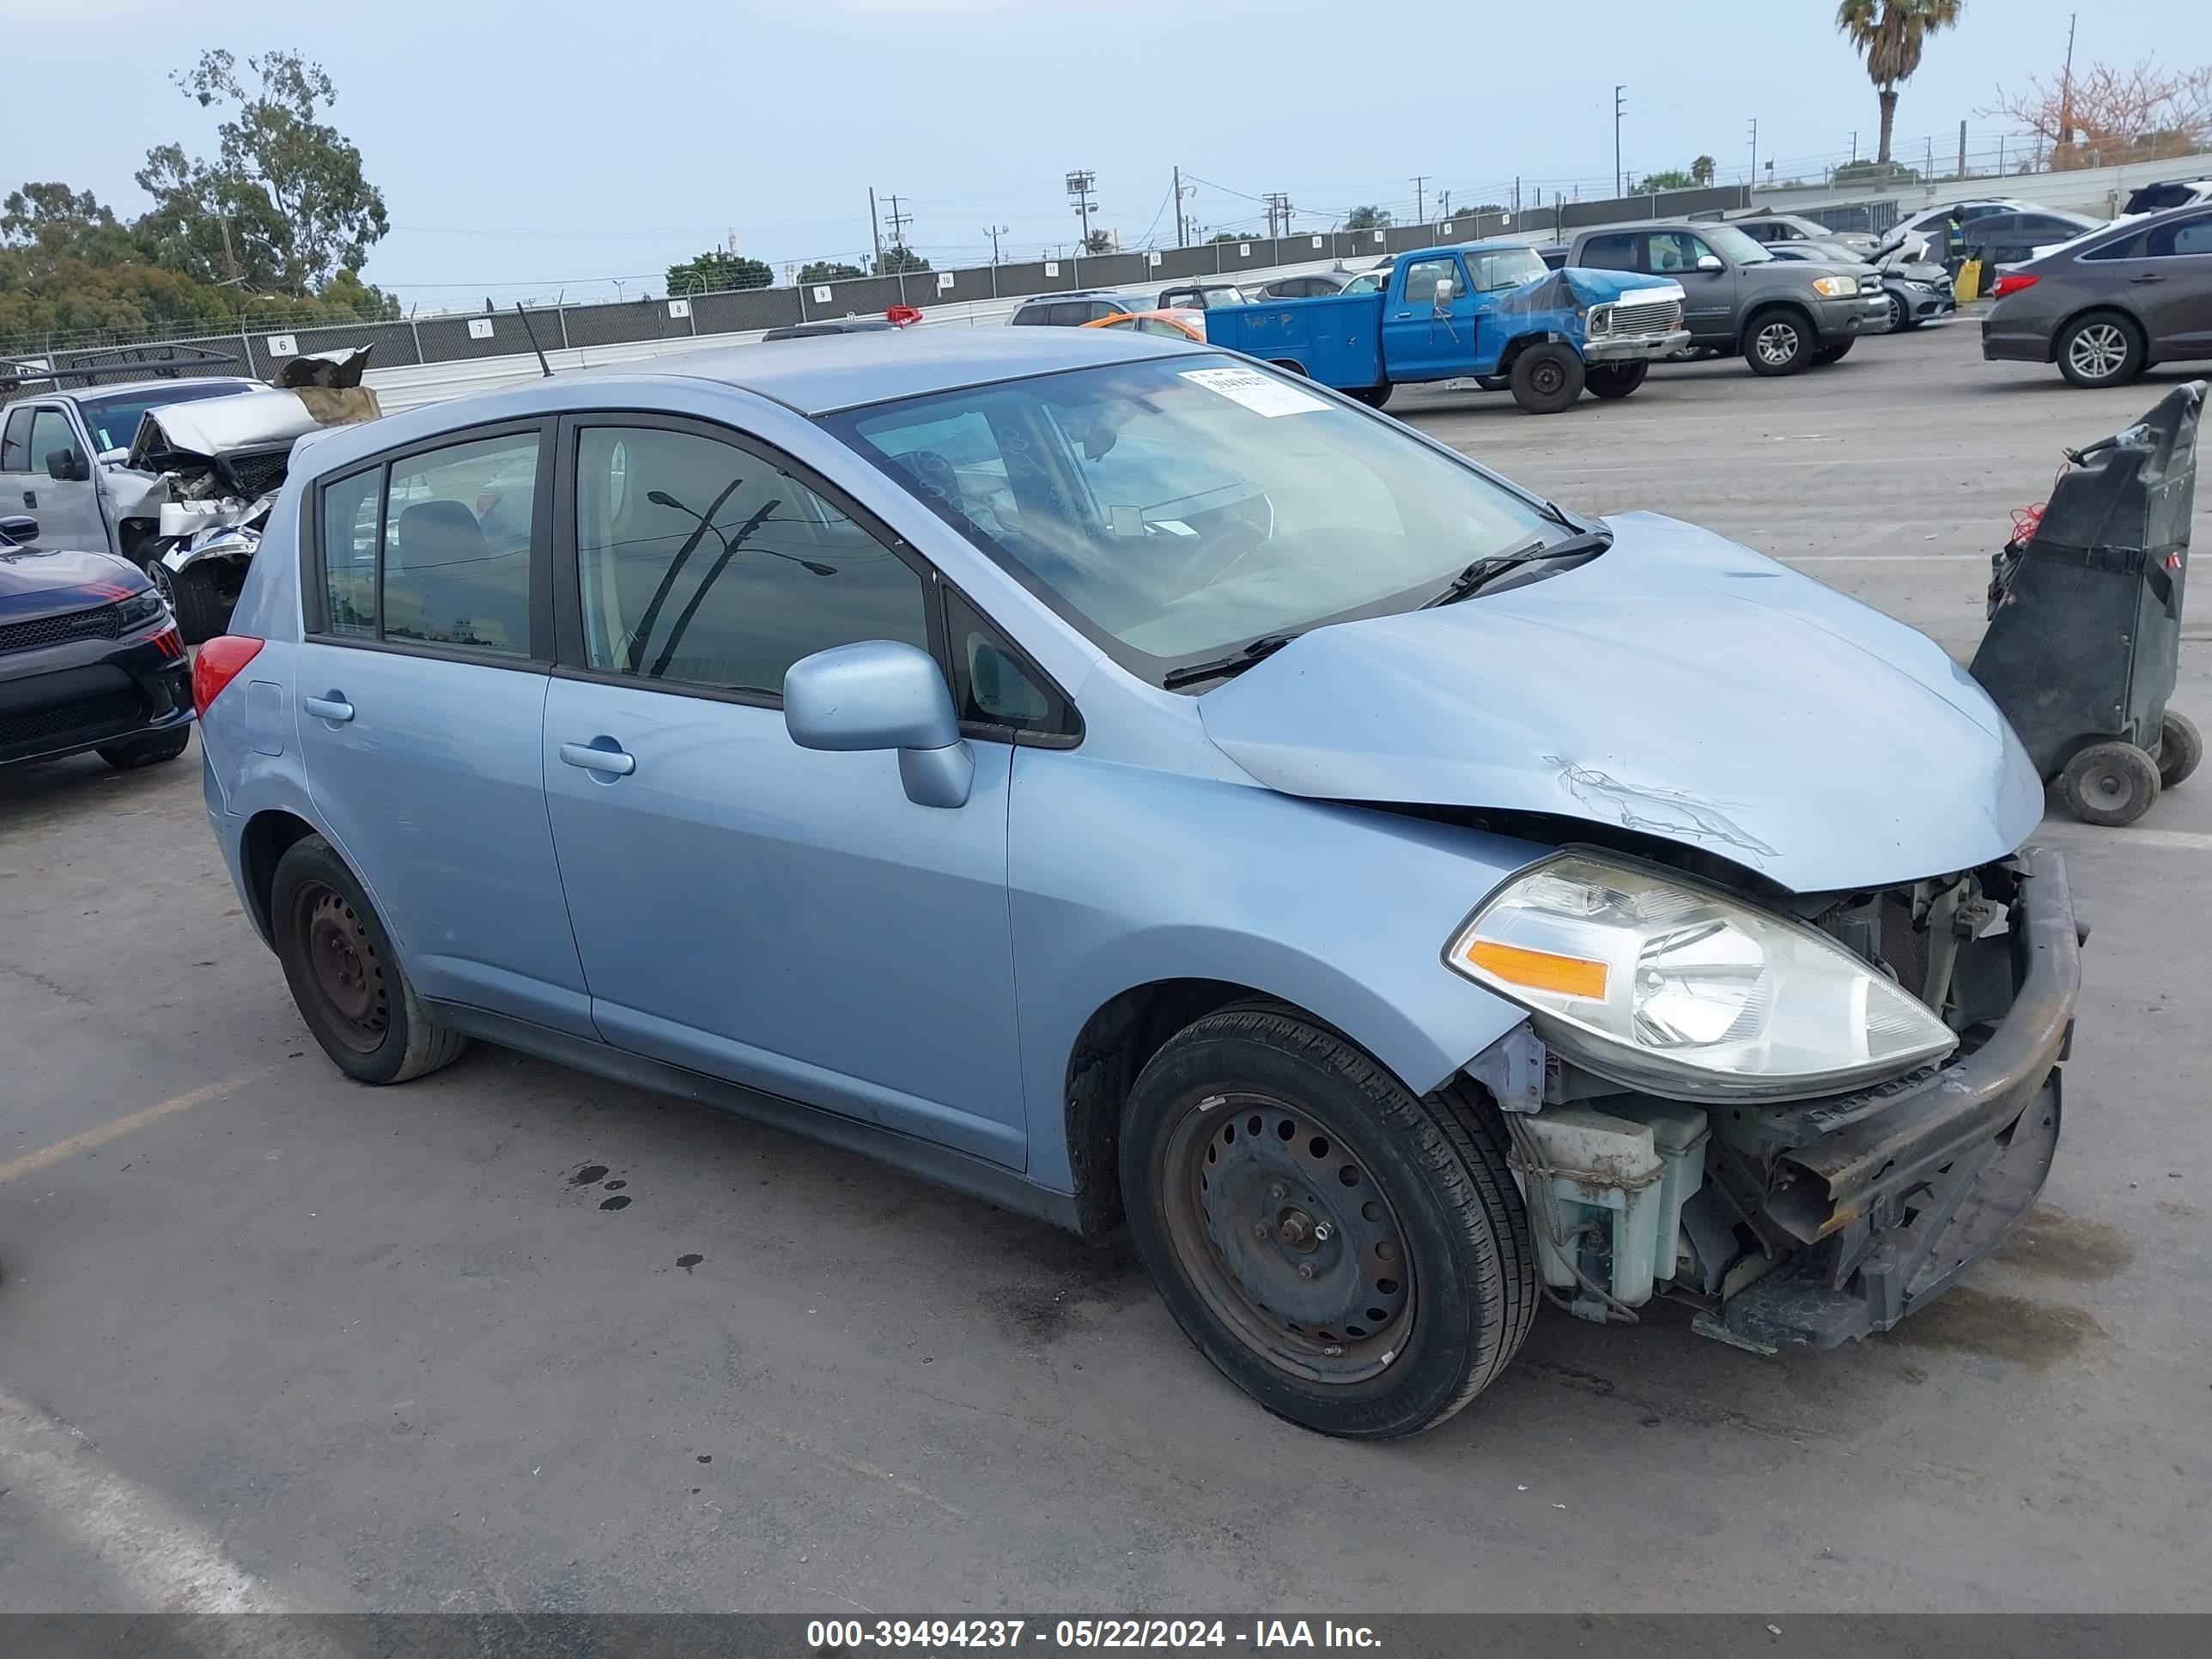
top-left (0, 347), bottom-right (380, 642)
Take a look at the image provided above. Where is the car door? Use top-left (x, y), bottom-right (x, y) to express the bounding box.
top-left (1381, 254), bottom-right (1478, 380)
top-left (1647, 230), bottom-right (1735, 342)
top-left (539, 415), bottom-right (1028, 1168)
top-left (2132, 212), bottom-right (2212, 357)
top-left (1, 405), bottom-right (106, 550)
top-left (294, 420), bottom-right (596, 1037)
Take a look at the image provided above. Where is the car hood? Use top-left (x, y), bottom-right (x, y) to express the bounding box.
top-left (1197, 512), bottom-right (2043, 895)
top-left (0, 544), bottom-right (144, 622)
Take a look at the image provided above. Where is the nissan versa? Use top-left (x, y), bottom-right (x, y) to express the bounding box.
top-left (196, 329), bottom-right (2075, 1438)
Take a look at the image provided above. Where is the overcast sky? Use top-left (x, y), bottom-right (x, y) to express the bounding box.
top-left (9, 0), bottom-right (2209, 308)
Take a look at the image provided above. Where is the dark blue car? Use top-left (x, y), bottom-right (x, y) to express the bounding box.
top-left (0, 514), bottom-right (194, 771)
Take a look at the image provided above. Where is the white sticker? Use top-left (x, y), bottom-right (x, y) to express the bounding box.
top-left (467, 317), bottom-right (495, 339)
top-left (264, 333), bottom-right (297, 357)
top-left (1044, 261), bottom-right (1060, 276)
top-left (1372, 230), bottom-right (1385, 243)
top-left (1441, 223), bottom-right (1455, 237)
top-left (812, 285), bottom-right (833, 302)
top-left (1180, 367), bottom-right (1329, 417)
top-left (936, 271), bottom-right (955, 291)
top-left (1237, 242), bottom-right (1250, 258)
top-left (667, 298), bottom-right (691, 318)
top-left (1147, 251), bottom-right (1162, 266)
top-left (1310, 235), bottom-right (1323, 248)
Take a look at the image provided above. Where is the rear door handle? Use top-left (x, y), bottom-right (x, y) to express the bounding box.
top-left (304, 692), bottom-right (354, 723)
top-left (559, 740), bottom-right (635, 777)
top-left (21, 490), bottom-right (35, 508)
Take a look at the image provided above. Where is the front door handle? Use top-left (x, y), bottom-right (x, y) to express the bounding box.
top-left (2129, 273), bottom-right (2166, 284)
top-left (559, 740), bottom-right (635, 777)
top-left (21, 490), bottom-right (35, 508)
top-left (304, 692), bottom-right (354, 723)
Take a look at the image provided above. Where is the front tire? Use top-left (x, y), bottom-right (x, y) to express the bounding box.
top-left (1881, 292), bottom-right (1905, 334)
top-left (97, 727), bottom-right (191, 769)
top-left (2056, 312), bottom-right (2145, 388)
top-left (271, 835), bottom-right (468, 1085)
top-left (1120, 1004), bottom-right (1534, 1439)
top-left (147, 556), bottom-right (233, 645)
top-left (1744, 308), bottom-right (1814, 375)
top-left (1344, 383), bottom-right (1393, 409)
top-left (2059, 741), bottom-right (2160, 826)
top-left (1585, 361), bottom-right (1648, 399)
top-left (1509, 343), bottom-right (1584, 414)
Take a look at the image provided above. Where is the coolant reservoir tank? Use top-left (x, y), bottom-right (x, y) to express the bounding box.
top-left (1516, 1107), bottom-right (1668, 1307)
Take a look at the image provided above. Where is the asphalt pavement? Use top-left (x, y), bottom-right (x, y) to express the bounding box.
top-left (3, 319), bottom-right (2209, 1614)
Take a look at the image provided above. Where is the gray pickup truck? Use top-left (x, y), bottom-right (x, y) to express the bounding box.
top-left (1567, 221), bottom-right (1889, 375)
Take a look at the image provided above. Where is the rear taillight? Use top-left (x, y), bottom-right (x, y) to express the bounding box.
top-left (1990, 273), bottom-right (2040, 299)
top-left (192, 635), bottom-right (264, 710)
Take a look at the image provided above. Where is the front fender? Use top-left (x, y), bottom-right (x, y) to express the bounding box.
top-left (1008, 753), bottom-right (1545, 1196)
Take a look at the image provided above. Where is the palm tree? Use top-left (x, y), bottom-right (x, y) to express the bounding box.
top-left (1836, 0), bottom-right (1965, 166)
top-left (1691, 155), bottom-right (1717, 186)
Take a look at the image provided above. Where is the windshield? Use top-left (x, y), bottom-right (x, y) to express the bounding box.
top-left (1467, 247), bottom-right (1547, 290)
top-left (76, 381), bottom-right (258, 453)
top-left (825, 355), bottom-right (1564, 686)
top-left (1698, 224), bottom-right (1773, 264)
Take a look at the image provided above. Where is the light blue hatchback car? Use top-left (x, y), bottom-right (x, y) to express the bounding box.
top-left (197, 327), bottom-right (2078, 1437)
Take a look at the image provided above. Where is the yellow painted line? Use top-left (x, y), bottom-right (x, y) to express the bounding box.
top-left (0, 1066), bottom-right (278, 1185)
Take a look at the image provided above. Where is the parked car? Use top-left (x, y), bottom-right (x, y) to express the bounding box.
top-left (0, 513), bottom-right (193, 771)
top-left (1535, 246), bottom-right (1570, 270)
top-left (1157, 282), bottom-right (1254, 311)
top-left (1206, 240), bottom-right (1686, 411)
top-left (1569, 222), bottom-right (1888, 374)
top-left (1962, 209), bottom-right (2106, 270)
top-left (1983, 203), bottom-right (2212, 387)
top-left (1767, 240), bottom-right (1955, 331)
top-left (1081, 309), bottom-right (1208, 342)
top-left (1008, 292), bottom-right (1138, 327)
top-left (195, 327), bottom-right (2078, 1437)
top-left (1871, 198), bottom-right (2047, 259)
top-left (1729, 213), bottom-right (1878, 258)
top-left (762, 319), bottom-right (901, 340)
top-left (1253, 272), bottom-right (1353, 300)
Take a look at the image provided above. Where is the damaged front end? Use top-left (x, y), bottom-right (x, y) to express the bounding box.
top-left (129, 347), bottom-right (380, 640)
top-left (1463, 846), bottom-right (2076, 1350)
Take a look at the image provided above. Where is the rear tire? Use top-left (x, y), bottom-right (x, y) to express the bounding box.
top-left (1585, 361), bottom-right (1648, 399)
top-left (2059, 741), bottom-right (2161, 827)
top-left (1744, 308), bottom-right (1814, 375)
top-left (270, 834), bottom-right (468, 1085)
top-left (1120, 1003), bottom-right (1534, 1439)
top-left (1509, 343), bottom-right (1584, 414)
top-left (2056, 312), bottom-right (2145, 388)
top-left (2157, 711), bottom-right (2202, 790)
top-left (97, 727), bottom-right (191, 769)
top-left (147, 556), bottom-right (233, 646)
top-left (1812, 338), bottom-right (1855, 366)
top-left (1345, 383), bottom-right (1393, 409)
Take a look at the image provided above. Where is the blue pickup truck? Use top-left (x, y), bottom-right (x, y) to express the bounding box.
top-left (1202, 241), bottom-right (1690, 414)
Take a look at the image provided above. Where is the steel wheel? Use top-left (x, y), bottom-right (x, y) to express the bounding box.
top-left (1159, 1091), bottom-right (1414, 1385)
top-left (1754, 320), bottom-right (1802, 368)
top-left (2067, 323), bottom-right (2128, 381)
top-left (289, 880), bottom-right (389, 1054)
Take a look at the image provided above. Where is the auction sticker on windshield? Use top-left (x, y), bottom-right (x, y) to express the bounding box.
top-left (1179, 367), bottom-right (1329, 417)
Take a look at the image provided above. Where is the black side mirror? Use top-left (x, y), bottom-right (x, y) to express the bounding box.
top-left (45, 448), bottom-right (88, 483)
top-left (0, 514), bottom-right (37, 546)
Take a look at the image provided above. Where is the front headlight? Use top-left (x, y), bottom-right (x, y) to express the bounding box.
top-left (1586, 302), bottom-right (1613, 337)
top-left (1811, 276), bottom-right (1856, 298)
top-left (114, 586), bottom-right (167, 630)
top-left (1444, 854), bottom-right (1957, 1099)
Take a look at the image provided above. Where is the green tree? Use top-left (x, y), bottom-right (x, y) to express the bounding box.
top-left (874, 245), bottom-right (931, 274)
top-left (1082, 229), bottom-right (1115, 255)
top-left (136, 49), bottom-right (389, 296)
top-left (1692, 155), bottom-right (1717, 185)
top-left (1206, 230), bottom-right (1244, 244)
top-left (1345, 204), bottom-right (1393, 229)
top-left (799, 259), bottom-right (863, 284)
top-left (665, 249), bottom-right (774, 293)
top-left (1836, 0), bottom-right (1965, 166)
top-left (1638, 169), bottom-right (1698, 191)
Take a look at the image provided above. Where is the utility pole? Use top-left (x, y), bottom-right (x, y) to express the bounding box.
top-left (884, 194), bottom-right (913, 253)
top-left (1437, 188), bottom-right (1451, 220)
top-left (1957, 118), bottom-right (1968, 180)
top-left (1748, 118), bottom-right (1758, 190)
top-left (1613, 85), bottom-right (1626, 198)
top-left (985, 224), bottom-right (1007, 264)
top-left (1410, 175), bottom-right (1429, 223)
top-left (2058, 11), bottom-right (2078, 147)
top-left (1066, 171), bottom-right (1097, 249)
top-left (1173, 166), bottom-right (1186, 246)
top-left (1261, 191), bottom-right (1292, 236)
top-left (868, 188), bottom-right (884, 269)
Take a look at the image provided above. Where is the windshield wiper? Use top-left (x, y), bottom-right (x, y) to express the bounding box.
top-left (1421, 528), bottom-right (1613, 609)
top-left (1160, 632), bottom-right (1300, 690)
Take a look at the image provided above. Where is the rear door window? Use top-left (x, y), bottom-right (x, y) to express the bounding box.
top-left (2148, 215), bottom-right (2212, 258)
top-left (381, 433), bottom-right (539, 656)
top-left (1578, 234), bottom-right (1639, 270)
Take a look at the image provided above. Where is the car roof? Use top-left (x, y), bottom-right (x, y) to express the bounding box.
top-left (646, 324), bottom-right (1200, 415)
top-left (3, 374), bottom-right (262, 409)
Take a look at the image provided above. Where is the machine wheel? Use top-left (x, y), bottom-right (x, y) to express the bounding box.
top-left (2157, 711), bottom-right (2203, 790)
top-left (271, 834), bottom-right (469, 1085)
top-left (147, 556), bottom-right (232, 646)
top-left (1585, 361), bottom-right (1649, 399)
top-left (1120, 1003), bottom-right (1534, 1439)
top-left (2056, 312), bottom-right (2146, 388)
top-left (1744, 308), bottom-right (1814, 375)
top-left (1509, 343), bottom-right (1584, 414)
top-left (97, 727), bottom-right (191, 769)
top-left (1345, 383), bottom-right (1393, 409)
top-left (2059, 741), bottom-right (2161, 826)
top-left (1812, 338), bottom-right (1856, 366)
